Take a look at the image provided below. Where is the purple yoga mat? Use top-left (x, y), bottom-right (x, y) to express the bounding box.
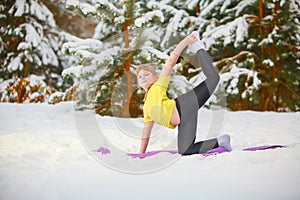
top-left (128, 150), bottom-right (178, 158)
top-left (242, 144), bottom-right (287, 151)
top-left (94, 147), bottom-right (111, 155)
top-left (94, 144), bottom-right (287, 158)
top-left (201, 147), bottom-right (228, 157)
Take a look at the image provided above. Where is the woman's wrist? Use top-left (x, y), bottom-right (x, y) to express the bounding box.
top-left (172, 40), bottom-right (188, 56)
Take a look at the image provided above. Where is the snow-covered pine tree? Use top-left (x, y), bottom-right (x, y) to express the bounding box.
top-left (251, 0), bottom-right (300, 111)
top-left (0, 0), bottom-right (67, 103)
top-left (197, 0), bottom-right (300, 111)
top-left (63, 0), bottom-right (199, 117)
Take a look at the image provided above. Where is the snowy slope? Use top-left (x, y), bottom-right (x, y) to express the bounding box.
top-left (0, 102), bottom-right (300, 200)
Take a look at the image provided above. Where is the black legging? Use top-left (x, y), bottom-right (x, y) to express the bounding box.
top-left (175, 49), bottom-right (220, 155)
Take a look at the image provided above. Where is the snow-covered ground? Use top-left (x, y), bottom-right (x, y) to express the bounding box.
top-left (0, 102), bottom-right (300, 200)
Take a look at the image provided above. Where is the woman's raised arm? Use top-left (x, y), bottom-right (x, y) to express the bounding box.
top-left (161, 33), bottom-right (197, 76)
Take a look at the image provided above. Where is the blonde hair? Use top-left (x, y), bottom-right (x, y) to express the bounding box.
top-left (135, 64), bottom-right (157, 76)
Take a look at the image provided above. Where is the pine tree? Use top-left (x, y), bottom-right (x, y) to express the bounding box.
top-left (63, 0), bottom-right (196, 117)
top-left (64, 0), bottom-right (300, 113)
top-left (251, 0), bottom-right (300, 111)
top-left (0, 0), bottom-right (67, 103)
top-left (197, 0), bottom-right (300, 111)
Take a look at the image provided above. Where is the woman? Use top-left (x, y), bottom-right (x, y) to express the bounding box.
top-left (136, 31), bottom-right (232, 155)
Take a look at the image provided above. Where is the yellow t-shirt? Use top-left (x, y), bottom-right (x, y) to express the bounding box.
top-left (143, 74), bottom-right (176, 129)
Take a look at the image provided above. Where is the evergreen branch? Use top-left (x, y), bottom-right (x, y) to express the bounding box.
top-left (215, 51), bottom-right (259, 71)
top-left (278, 80), bottom-right (300, 99)
top-left (147, 2), bottom-right (177, 14)
top-left (94, 1), bottom-right (123, 24)
top-left (281, 41), bottom-right (300, 58)
top-left (96, 0), bottom-right (122, 16)
top-left (66, 0), bottom-right (122, 24)
top-left (245, 15), bottom-right (260, 25)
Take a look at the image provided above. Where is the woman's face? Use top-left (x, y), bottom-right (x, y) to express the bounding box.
top-left (137, 69), bottom-right (157, 90)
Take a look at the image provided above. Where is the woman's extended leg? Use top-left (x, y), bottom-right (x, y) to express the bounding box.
top-left (175, 49), bottom-right (220, 155)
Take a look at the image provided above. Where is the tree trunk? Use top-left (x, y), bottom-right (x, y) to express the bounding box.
top-left (259, 0), bottom-right (264, 54)
top-left (258, 0), bottom-right (267, 111)
top-left (122, 0), bottom-right (133, 118)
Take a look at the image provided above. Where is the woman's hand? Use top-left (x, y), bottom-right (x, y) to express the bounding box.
top-left (183, 33), bottom-right (198, 45)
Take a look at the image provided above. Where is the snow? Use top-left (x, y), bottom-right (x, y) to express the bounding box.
top-left (263, 59), bottom-right (275, 67)
top-left (114, 16), bottom-right (125, 24)
top-left (235, 0), bottom-right (257, 16)
top-left (203, 17), bottom-right (249, 48)
top-left (95, 0), bottom-right (122, 16)
top-left (63, 36), bottom-right (104, 53)
top-left (66, 0), bottom-right (123, 17)
top-left (200, 0), bottom-right (222, 17)
top-left (8, 0), bottom-right (27, 17)
top-left (147, 1), bottom-right (177, 13)
top-left (146, 47), bottom-right (168, 60)
top-left (17, 41), bottom-right (32, 51)
top-left (23, 23), bottom-right (41, 47)
top-left (66, 0), bottom-right (80, 7)
top-left (93, 21), bottom-right (116, 39)
top-left (79, 2), bottom-right (96, 15)
top-left (30, 0), bottom-right (55, 27)
top-left (0, 102), bottom-right (300, 200)
top-left (134, 10), bottom-right (164, 27)
top-left (62, 65), bottom-right (83, 78)
top-left (39, 42), bottom-right (59, 66)
top-left (7, 55), bottom-right (22, 71)
top-left (27, 74), bottom-right (46, 87)
top-left (220, 64), bottom-right (261, 96)
top-left (49, 92), bottom-right (66, 103)
top-left (9, 0), bottom-right (55, 27)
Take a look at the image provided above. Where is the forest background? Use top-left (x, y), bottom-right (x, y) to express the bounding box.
top-left (1, 0), bottom-right (299, 117)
